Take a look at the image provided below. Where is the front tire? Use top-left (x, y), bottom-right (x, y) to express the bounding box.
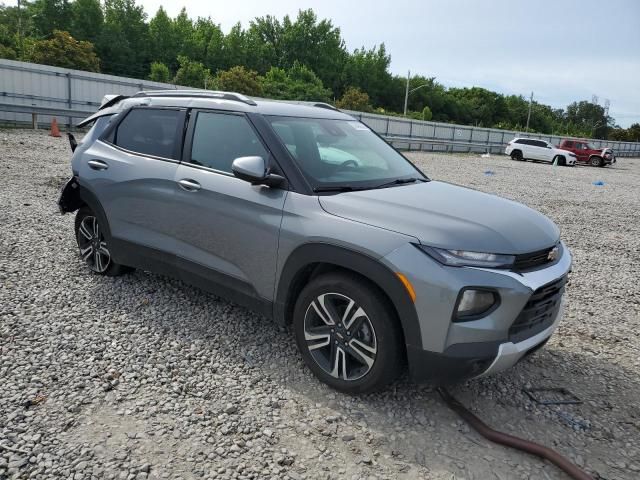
top-left (75, 207), bottom-right (129, 276)
top-left (293, 271), bottom-right (403, 394)
top-left (590, 156), bottom-right (603, 167)
top-left (510, 150), bottom-right (523, 161)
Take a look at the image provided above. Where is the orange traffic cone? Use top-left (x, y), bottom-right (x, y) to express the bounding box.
top-left (50, 117), bottom-right (61, 138)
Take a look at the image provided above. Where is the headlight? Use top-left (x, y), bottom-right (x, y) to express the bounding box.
top-left (417, 245), bottom-right (515, 268)
top-left (569, 153), bottom-right (576, 157)
top-left (455, 289), bottom-right (499, 320)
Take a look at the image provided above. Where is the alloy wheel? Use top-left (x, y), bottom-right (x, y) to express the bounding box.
top-left (303, 293), bottom-right (377, 381)
top-left (77, 215), bottom-right (111, 273)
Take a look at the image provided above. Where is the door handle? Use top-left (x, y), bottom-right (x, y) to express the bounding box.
top-left (178, 179), bottom-right (201, 192)
top-left (88, 160), bottom-right (109, 171)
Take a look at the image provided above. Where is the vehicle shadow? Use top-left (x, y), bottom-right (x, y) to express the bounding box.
top-left (82, 268), bottom-right (639, 480)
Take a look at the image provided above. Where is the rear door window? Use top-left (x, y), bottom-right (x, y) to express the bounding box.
top-left (112, 108), bottom-right (183, 159)
top-left (188, 111), bottom-right (269, 173)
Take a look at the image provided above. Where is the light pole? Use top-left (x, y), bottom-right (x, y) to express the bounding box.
top-left (403, 71), bottom-right (430, 116)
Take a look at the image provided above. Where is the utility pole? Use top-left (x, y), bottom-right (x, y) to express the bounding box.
top-left (17, 0), bottom-right (22, 57)
top-left (525, 91), bottom-right (533, 132)
top-left (403, 70), bottom-right (410, 117)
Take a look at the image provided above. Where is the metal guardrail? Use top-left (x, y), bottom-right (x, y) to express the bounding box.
top-left (1, 100), bottom-right (638, 158)
top-left (382, 134), bottom-right (506, 152)
top-left (0, 102), bottom-right (93, 130)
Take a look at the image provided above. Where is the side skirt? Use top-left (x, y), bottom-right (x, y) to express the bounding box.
top-left (110, 238), bottom-right (273, 319)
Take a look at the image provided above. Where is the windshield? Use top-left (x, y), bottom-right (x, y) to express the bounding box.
top-left (267, 116), bottom-right (425, 190)
top-left (586, 142), bottom-right (599, 149)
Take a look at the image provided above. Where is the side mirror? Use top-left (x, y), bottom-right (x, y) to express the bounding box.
top-left (231, 156), bottom-right (285, 188)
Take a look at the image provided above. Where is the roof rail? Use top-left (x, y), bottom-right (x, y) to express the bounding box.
top-left (312, 102), bottom-right (339, 111)
top-left (132, 90), bottom-right (257, 106)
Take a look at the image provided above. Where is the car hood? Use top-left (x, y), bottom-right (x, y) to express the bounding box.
top-left (318, 181), bottom-right (560, 254)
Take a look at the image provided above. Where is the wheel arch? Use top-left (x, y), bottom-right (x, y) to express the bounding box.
top-left (274, 243), bottom-right (423, 350)
top-left (77, 183), bottom-right (113, 242)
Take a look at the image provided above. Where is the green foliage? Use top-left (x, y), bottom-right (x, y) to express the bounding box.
top-left (214, 65), bottom-right (262, 96)
top-left (342, 44), bottom-right (393, 106)
top-left (263, 63), bottom-right (331, 102)
top-left (30, 0), bottom-right (72, 37)
top-left (98, 0), bottom-right (149, 77)
top-left (27, 30), bottom-right (100, 71)
top-left (422, 105), bottom-right (432, 121)
top-left (336, 87), bottom-right (371, 111)
top-left (173, 55), bottom-right (210, 88)
top-left (608, 123), bottom-right (640, 142)
top-left (70, 0), bottom-right (103, 44)
top-left (149, 61), bottom-right (170, 83)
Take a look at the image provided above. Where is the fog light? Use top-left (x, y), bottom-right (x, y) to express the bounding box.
top-left (455, 289), bottom-right (497, 320)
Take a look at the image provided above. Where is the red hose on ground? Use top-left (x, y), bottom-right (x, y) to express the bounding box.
top-left (437, 387), bottom-right (594, 480)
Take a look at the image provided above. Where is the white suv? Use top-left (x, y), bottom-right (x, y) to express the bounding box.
top-left (505, 138), bottom-right (576, 166)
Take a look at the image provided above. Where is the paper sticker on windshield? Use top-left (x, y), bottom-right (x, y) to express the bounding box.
top-left (348, 121), bottom-right (369, 131)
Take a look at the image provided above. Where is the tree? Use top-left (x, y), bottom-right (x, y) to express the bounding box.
top-left (566, 101), bottom-right (609, 138)
top-left (98, 0), bottom-right (149, 77)
top-left (342, 44), bottom-right (393, 106)
top-left (148, 7), bottom-right (178, 69)
top-left (173, 55), bottom-right (211, 88)
top-left (422, 106), bottom-right (432, 121)
top-left (70, 0), bottom-right (103, 44)
top-left (27, 30), bottom-right (100, 71)
top-left (280, 9), bottom-right (346, 93)
top-left (149, 61), bottom-right (170, 83)
top-left (223, 23), bottom-right (248, 71)
top-left (215, 65), bottom-right (262, 96)
top-left (336, 87), bottom-right (371, 111)
top-left (263, 63), bottom-right (331, 102)
top-left (30, 0), bottom-right (72, 37)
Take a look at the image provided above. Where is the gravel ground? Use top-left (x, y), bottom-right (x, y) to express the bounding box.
top-left (1, 129), bottom-right (639, 480)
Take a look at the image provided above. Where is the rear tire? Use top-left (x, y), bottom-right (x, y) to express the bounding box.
top-left (510, 150), bottom-right (523, 161)
top-left (75, 207), bottom-right (130, 276)
top-left (590, 156), bottom-right (603, 167)
top-left (293, 271), bottom-right (403, 394)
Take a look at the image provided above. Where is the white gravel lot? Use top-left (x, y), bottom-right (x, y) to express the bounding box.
top-left (1, 129), bottom-right (639, 480)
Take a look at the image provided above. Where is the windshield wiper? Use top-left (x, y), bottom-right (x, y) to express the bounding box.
top-left (313, 185), bottom-right (357, 193)
top-left (373, 177), bottom-right (427, 189)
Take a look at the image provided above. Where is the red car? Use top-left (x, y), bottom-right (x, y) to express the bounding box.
top-left (558, 139), bottom-right (616, 167)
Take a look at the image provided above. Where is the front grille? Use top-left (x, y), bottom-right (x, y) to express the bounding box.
top-left (509, 276), bottom-right (567, 343)
top-left (513, 244), bottom-right (559, 271)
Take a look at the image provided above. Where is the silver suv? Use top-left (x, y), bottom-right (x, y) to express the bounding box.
top-left (58, 91), bottom-right (571, 394)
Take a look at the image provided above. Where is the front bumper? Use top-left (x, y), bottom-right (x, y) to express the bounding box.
top-left (383, 241), bottom-right (571, 384)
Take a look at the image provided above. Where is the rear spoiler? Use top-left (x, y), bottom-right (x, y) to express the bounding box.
top-left (76, 94), bottom-right (129, 128)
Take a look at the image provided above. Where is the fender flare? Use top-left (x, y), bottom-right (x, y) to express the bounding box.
top-left (78, 183), bottom-right (113, 242)
top-left (274, 243), bottom-right (423, 350)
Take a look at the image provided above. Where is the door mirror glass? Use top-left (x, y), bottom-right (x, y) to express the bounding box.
top-left (232, 156), bottom-right (285, 188)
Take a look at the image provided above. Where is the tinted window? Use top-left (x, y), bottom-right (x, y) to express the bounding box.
top-left (514, 139), bottom-right (527, 145)
top-left (189, 112), bottom-right (269, 173)
top-left (114, 108), bottom-right (182, 159)
top-left (564, 141), bottom-right (574, 148)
